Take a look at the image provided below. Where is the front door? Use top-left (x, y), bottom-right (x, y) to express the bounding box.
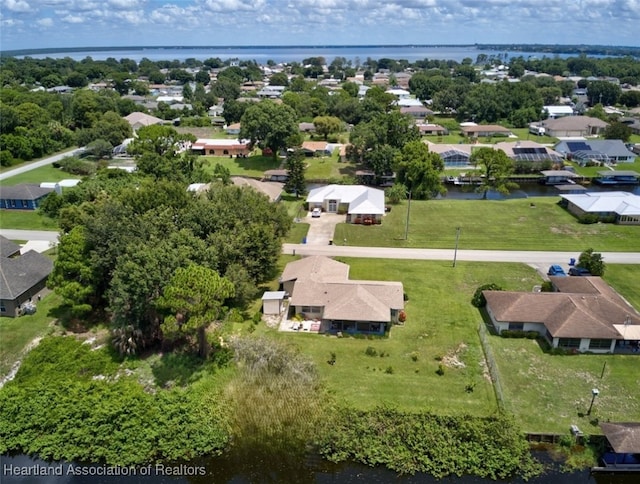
top-left (328, 200), bottom-right (337, 212)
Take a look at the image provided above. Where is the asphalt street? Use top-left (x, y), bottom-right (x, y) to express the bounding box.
top-left (0, 148), bottom-right (83, 182)
top-left (283, 243), bottom-right (640, 265)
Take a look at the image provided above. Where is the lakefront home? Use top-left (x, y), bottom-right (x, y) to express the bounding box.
top-left (279, 256), bottom-right (404, 334)
top-left (483, 276), bottom-right (640, 353)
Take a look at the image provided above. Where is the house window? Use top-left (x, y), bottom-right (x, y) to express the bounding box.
top-left (509, 323), bottom-right (524, 331)
top-left (558, 338), bottom-right (581, 348)
top-left (589, 339), bottom-right (612, 350)
top-left (301, 306), bottom-right (321, 313)
top-left (0, 303), bottom-right (6, 313)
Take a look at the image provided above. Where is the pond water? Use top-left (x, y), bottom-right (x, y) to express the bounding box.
top-left (2, 451), bottom-right (637, 484)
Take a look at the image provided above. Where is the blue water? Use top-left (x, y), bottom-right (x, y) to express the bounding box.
top-left (13, 45), bottom-right (578, 64)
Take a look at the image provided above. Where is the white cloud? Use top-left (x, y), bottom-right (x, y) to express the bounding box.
top-left (61, 14), bottom-right (85, 23)
top-left (36, 16), bottom-right (53, 26)
top-left (3, 0), bottom-right (32, 12)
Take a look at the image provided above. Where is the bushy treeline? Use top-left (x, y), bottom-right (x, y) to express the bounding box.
top-left (316, 406), bottom-right (542, 479)
top-left (41, 125), bottom-right (290, 356)
top-left (0, 337), bottom-right (231, 466)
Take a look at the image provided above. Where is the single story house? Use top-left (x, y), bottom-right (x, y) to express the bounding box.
top-left (230, 176), bottom-right (283, 202)
top-left (424, 142), bottom-right (471, 167)
top-left (301, 141), bottom-right (330, 157)
top-left (191, 138), bottom-right (251, 156)
top-left (559, 191), bottom-right (640, 225)
top-left (298, 122), bottom-right (316, 133)
top-left (0, 184), bottom-right (54, 210)
top-left (460, 125), bottom-right (514, 138)
top-left (484, 276), bottom-right (640, 353)
top-left (554, 139), bottom-right (637, 164)
top-left (306, 185), bottom-right (385, 224)
top-left (1, 236), bottom-right (53, 317)
top-left (495, 141), bottom-right (564, 164)
top-left (400, 106), bottom-right (433, 119)
top-left (225, 123), bottom-right (241, 135)
top-left (257, 86), bottom-right (285, 98)
top-left (416, 123), bottom-right (448, 136)
top-left (543, 105), bottom-right (575, 118)
top-left (533, 116), bottom-right (608, 137)
top-left (280, 256), bottom-right (404, 334)
top-left (124, 112), bottom-right (165, 131)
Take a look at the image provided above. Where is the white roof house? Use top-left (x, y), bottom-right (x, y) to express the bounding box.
top-left (560, 191), bottom-right (640, 224)
top-left (543, 105), bottom-right (574, 118)
top-left (306, 185), bottom-right (385, 215)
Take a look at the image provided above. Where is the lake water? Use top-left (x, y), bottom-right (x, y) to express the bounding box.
top-left (4, 451), bottom-right (638, 484)
top-left (15, 45), bottom-right (578, 64)
top-left (442, 182), bottom-right (640, 200)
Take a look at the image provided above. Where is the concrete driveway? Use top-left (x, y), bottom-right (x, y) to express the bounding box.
top-left (304, 212), bottom-right (344, 245)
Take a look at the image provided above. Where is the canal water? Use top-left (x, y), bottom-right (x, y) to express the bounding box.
top-left (1, 451), bottom-right (637, 484)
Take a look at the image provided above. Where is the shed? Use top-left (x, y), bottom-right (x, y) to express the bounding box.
top-left (262, 291), bottom-right (286, 315)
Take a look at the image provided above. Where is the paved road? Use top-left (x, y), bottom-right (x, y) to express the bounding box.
top-left (283, 243), bottom-right (640, 264)
top-left (0, 229), bottom-right (59, 243)
top-left (0, 148), bottom-right (83, 182)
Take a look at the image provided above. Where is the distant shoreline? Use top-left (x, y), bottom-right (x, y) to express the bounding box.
top-left (3, 43), bottom-right (639, 58)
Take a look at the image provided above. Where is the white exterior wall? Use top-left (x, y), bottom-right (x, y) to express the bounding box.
top-left (263, 299), bottom-right (282, 315)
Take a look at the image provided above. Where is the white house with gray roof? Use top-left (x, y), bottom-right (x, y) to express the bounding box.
top-left (560, 191), bottom-right (640, 225)
top-left (306, 185), bottom-right (385, 224)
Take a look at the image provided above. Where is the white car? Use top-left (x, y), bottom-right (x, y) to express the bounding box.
top-left (311, 208), bottom-right (321, 218)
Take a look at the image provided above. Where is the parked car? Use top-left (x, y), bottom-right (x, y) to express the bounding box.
top-left (311, 208), bottom-right (321, 218)
top-left (547, 265), bottom-right (567, 276)
top-left (569, 267), bottom-right (591, 276)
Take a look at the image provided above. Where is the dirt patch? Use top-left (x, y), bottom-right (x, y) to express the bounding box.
top-left (442, 342), bottom-right (468, 369)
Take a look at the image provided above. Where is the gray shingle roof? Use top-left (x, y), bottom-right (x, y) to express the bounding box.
top-left (0, 236), bottom-right (21, 259)
top-left (0, 250), bottom-right (53, 300)
top-left (1, 184), bottom-right (53, 201)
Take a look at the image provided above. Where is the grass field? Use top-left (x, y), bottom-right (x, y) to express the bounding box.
top-left (569, 158), bottom-right (640, 178)
top-left (0, 292), bottom-right (62, 377)
top-left (201, 154), bottom-right (280, 178)
top-left (0, 165), bottom-right (80, 186)
top-left (489, 336), bottom-right (640, 433)
top-left (304, 155), bottom-right (357, 180)
top-left (334, 197), bottom-right (640, 251)
top-left (0, 210), bottom-right (58, 230)
top-left (257, 258), bottom-right (551, 415)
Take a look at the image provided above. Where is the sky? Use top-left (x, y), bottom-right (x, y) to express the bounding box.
top-left (1, 0), bottom-right (639, 52)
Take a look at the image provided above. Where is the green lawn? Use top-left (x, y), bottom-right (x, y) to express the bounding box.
top-left (0, 164), bottom-right (80, 186)
top-left (0, 292), bottom-right (62, 377)
top-left (0, 147), bottom-right (78, 175)
top-left (489, 336), bottom-right (640, 434)
top-left (201, 154), bottom-right (280, 178)
top-left (304, 156), bottom-right (357, 180)
top-left (257, 258), bottom-right (548, 415)
top-left (423, 128), bottom-right (559, 146)
top-left (0, 210), bottom-right (58, 230)
top-left (569, 158), bottom-right (640, 178)
top-left (335, 197), bottom-right (640, 251)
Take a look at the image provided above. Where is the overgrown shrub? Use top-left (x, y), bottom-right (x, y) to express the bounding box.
top-left (578, 214), bottom-right (600, 224)
top-left (472, 283), bottom-right (503, 308)
top-left (365, 346), bottom-right (378, 357)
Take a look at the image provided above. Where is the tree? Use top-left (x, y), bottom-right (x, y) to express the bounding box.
top-left (240, 101), bottom-right (298, 161)
top-left (469, 147), bottom-right (518, 200)
top-left (578, 248), bottom-right (605, 276)
top-left (395, 141), bottom-right (445, 200)
top-left (603, 122), bottom-right (632, 142)
top-left (587, 80), bottom-right (621, 106)
top-left (386, 184), bottom-right (407, 204)
top-left (284, 149), bottom-right (306, 198)
top-left (312, 115), bottom-right (342, 140)
top-left (157, 264), bottom-right (235, 358)
top-left (48, 226), bottom-right (97, 317)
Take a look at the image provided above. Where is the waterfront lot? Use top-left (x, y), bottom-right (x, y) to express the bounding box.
top-left (263, 258), bottom-right (546, 415)
top-left (335, 197), bottom-right (640, 251)
top-left (490, 337), bottom-right (640, 434)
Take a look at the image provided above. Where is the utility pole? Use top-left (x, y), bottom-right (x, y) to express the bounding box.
top-left (453, 227), bottom-right (461, 267)
top-left (404, 190), bottom-right (412, 240)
